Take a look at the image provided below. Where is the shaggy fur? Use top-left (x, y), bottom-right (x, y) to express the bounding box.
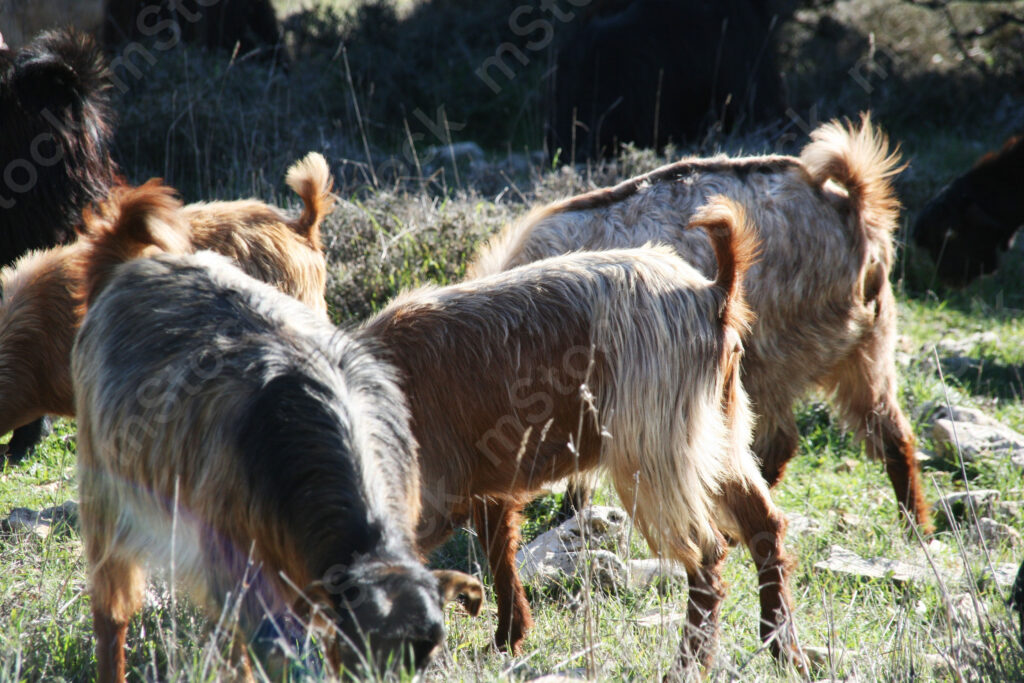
top-left (473, 115), bottom-right (929, 531)
top-left (0, 152), bottom-right (333, 464)
top-left (913, 134), bottom-right (1024, 286)
top-left (362, 200), bottom-right (806, 671)
top-left (0, 29), bottom-right (117, 267)
top-left (72, 184), bottom-right (480, 682)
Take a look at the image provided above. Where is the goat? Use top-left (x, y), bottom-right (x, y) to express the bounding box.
top-left (912, 134), bottom-right (1024, 286)
top-left (0, 28), bottom-right (118, 459)
top-left (0, 152), bottom-right (332, 464)
top-left (0, 28), bottom-right (117, 266)
top-left (72, 182), bottom-right (482, 682)
top-left (547, 0), bottom-right (785, 160)
top-left (362, 198), bottom-right (807, 672)
top-left (474, 114), bottom-right (929, 532)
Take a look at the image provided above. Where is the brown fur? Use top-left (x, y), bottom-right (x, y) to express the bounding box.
top-left (362, 203), bottom-right (806, 670)
top-left (0, 153), bottom-right (333, 462)
top-left (472, 114), bottom-right (930, 532)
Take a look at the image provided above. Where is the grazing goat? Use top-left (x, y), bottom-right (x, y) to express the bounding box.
top-left (0, 29), bottom-right (117, 267)
top-left (72, 183), bottom-right (482, 682)
top-left (547, 0), bottom-right (785, 160)
top-left (362, 199), bottom-right (807, 672)
top-left (0, 152), bottom-right (332, 464)
top-left (913, 134), bottom-right (1024, 286)
top-left (474, 115), bottom-right (929, 531)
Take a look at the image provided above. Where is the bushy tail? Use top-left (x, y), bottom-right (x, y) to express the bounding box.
top-left (76, 179), bottom-right (190, 311)
top-left (800, 113), bottom-right (904, 237)
top-left (686, 195), bottom-right (757, 333)
top-left (285, 152), bottom-right (335, 249)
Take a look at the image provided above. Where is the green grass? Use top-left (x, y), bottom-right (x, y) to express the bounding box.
top-left (3, 0), bottom-right (1024, 679)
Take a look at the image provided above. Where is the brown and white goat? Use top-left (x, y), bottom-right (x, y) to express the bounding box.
top-left (473, 114), bottom-right (929, 531)
top-left (362, 198), bottom-right (806, 671)
top-left (0, 152), bottom-right (331, 464)
top-left (72, 183), bottom-right (481, 682)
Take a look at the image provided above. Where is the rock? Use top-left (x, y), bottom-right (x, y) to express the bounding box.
top-left (927, 332), bottom-right (1000, 359)
top-left (632, 609), bottom-right (687, 628)
top-left (964, 517), bottom-right (1022, 548)
top-left (803, 645), bottom-right (855, 668)
top-left (1, 500), bottom-right (78, 539)
top-left (932, 490), bottom-right (1001, 527)
top-left (979, 562), bottom-right (1021, 590)
top-left (426, 141), bottom-right (485, 165)
top-left (517, 506), bottom-right (630, 590)
top-left (835, 458), bottom-right (859, 473)
top-left (814, 545), bottom-right (932, 584)
top-left (626, 558), bottom-right (687, 592)
top-left (786, 512), bottom-right (821, 537)
top-left (932, 417), bottom-right (1024, 465)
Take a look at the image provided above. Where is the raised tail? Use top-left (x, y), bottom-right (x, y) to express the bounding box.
top-left (76, 179), bottom-right (190, 311)
top-left (285, 152), bottom-right (335, 249)
top-left (686, 195), bottom-right (757, 332)
top-left (800, 113), bottom-right (904, 236)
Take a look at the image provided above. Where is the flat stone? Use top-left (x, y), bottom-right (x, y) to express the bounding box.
top-left (932, 490), bottom-right (1001, 526)
top-left (803, 645), bottom-right (855, 668)
top-left (626, 558), bottom-right (687, 592)
top-left (632, 609), bottom-right (687, 628)
top-left (933, 418), bottom-right (1024, 465)
top-left (0, 501), bottom-right (78, 539)
top-left (814, 545), bottom-right (932, 584)
top-left (517, 506), bottom-right (630, 590)
top-left (964, 517), bottom-right (1022, 548)
top-left (786, 512), bottom-right (821, 537)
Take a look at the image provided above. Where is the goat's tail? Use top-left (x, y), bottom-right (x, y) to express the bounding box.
top-left (76, 179), bottom-right (190, 311)
top-left (686, 195), bottom-right (757, 333)
top-left (801, 113), bottom-right (904, 237)
top-left (285, 152), bottom-right (335, 249)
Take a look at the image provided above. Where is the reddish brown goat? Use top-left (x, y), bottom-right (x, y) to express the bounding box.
top-left (363, 198), bottom-right (807, 672)
top-left (0, 152), bottom-right (332, 465)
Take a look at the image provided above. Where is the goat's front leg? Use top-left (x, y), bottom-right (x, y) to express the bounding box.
top-left (472, 498), bottom-right (533, 654)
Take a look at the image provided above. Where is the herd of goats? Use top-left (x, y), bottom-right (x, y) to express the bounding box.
top-left (2, 25), bottom-right (1024, 682)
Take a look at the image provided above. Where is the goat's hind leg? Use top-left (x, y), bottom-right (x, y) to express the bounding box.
top-left (89, 554), bottom-right (146, 683)
top-left (719, 479), bottom-right (807, 674)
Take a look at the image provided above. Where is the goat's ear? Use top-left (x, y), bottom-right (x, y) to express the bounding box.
top-left (433, 570), bottom-right (484, 617)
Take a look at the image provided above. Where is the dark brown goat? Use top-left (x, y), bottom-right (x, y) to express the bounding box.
top-left (913, 134), bottom-right (1024, 286)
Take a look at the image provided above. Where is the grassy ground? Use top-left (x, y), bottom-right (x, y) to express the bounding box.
top-left (3, 0), bottom-right (1024, 680)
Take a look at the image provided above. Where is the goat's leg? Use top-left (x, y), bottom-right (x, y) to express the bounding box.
top-left (677, 546), bottom-right (726, 673)
top-left (825, 308), bottom-right (931, 532)
top-left (719, 479), bottom-right (807, 673)
top-left (90, 557), bottom-right (146, 683)
top-left (3, 417), bottom-right (51, 464)
top-left (554, 474), bottom-right (593, 524)
top-left (473, 498), bottom-right (533, 654)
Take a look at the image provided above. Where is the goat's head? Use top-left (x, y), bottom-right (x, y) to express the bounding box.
top-left (297, 557), bottom-right (482, 675)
